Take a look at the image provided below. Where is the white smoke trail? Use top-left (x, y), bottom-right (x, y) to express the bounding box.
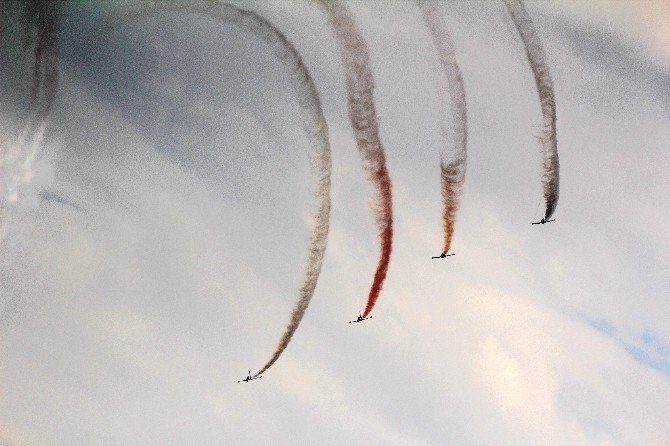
top-left (103, 1), bottom-right (332, 377)
top-left (416, 0), bottom-right (467, 255)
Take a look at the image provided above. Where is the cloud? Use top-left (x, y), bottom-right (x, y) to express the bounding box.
top-left (1, 1), bottom-right (669, 445)
top-left (544, 0), bottom-right (670, 70)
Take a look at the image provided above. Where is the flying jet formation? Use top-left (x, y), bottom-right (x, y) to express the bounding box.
top-left (349, 314), bottom-right (372, 324)
top-left (0, 0), bottom-right (569, 396)
top-left (238, 371), bottom-right (262, 383)
top-left (532, 218), bottom-right (555, 225)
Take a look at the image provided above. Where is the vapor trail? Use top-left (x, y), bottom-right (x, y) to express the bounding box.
top-left (318, 0), bottom-right (393, 318)
top-left (503, 0), bottom-right (559, 220)
top-left (416, 1), bottom-right (467, 255)
top-left (1, 1), bottom-right (59, 245)
top-left (105, 1), bottom-right (332, 377)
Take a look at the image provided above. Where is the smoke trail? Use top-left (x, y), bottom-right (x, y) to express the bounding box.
top-left (104, 1), bottom-right (332, 377)
top-left (318, 0), bottom-right (393, 318)
top-left (503, 0), bottom-right (559, 220)
top-left (1, 2), bottom-right (59, 245)
top-left (416, 1), bottom-right (467, 255)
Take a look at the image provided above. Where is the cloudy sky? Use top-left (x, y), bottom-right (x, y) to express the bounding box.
top-left (1, 1), bottom-right (669, 444)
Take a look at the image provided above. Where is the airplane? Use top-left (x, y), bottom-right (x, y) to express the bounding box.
top-left (238, 371), bottom-right (262, 383)
top-left (432, 252), bottom-right (455, 259)
top-left (349, 314), bottom-right (372, 323)
top-left (532, 218), bottom-right (555, 225)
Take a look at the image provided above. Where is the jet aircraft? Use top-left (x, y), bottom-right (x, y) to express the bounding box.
top-left (349, 314), bottom-right (372, 323)
top-left (532, 218), bottom-right (555, 225)
top-left (238, 371), bottom-right (262, 383)
top-left (432, 252), bottom-right (455, 259)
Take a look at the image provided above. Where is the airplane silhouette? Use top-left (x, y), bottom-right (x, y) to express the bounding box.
top-left (238, 371), bottom-right (262, 383)
top-left (432, 252), bottom-right (455, 259)
top-left (349, 314), bottom-right (372, 323)
top-left (532, 218), bottom-right (555, 225)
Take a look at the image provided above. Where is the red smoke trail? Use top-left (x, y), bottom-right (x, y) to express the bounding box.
top-left (363, 163), bottom-right (392, 318)
top-left (503, 0), bottom-right (559, 220)
top-left (440, 161), bottom-right (463, 254)
top-left (319, 0), bottom-right (393, 318)
top-left (418, 1), bottom-right (467, 255)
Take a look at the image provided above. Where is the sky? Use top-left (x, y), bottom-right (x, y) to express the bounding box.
top-left (1, 1), bottom-right (669, 445)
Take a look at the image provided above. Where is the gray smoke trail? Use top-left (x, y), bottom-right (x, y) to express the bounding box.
top-left (104, 1), bottom-right (332, 377)
top-left (318, 0), bottom-right (393, 318)
top-left (416, 1), bottom-right (467, 255)
top-left (503, 0), bottom-right (559, 220)
top-left (1, 1), bottom-right (59, 245)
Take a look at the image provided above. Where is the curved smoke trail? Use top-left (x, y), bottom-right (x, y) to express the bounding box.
top-left (416, 1), bottom-right (467, 255)
top-left (104, 1), bottom-right (332, 377)
top-left (503, 0), bottom-right (559, 220)
top-left (318, 0), bottom-right (393, 318)
top-left (1, 1), bottom-right (59, 245)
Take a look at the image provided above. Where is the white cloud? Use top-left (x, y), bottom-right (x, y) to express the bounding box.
top-left (1, 1), bottom-right (669, 445)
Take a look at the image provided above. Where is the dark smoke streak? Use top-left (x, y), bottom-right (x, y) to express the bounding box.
top-left (417, 1), bottom-right (467, 255)
top-left (105, 1), bottom-right (332, 377)
top-left (1, 2), bottom-right (59, 245)
top-left (21, 1), bottom-right (59, 132)
top-left (318, 0), bottom-right (393, 318)
top-left (39, 190), bottom-right (84, 211)
top-left (503, 0), bottom-right (559, 220)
